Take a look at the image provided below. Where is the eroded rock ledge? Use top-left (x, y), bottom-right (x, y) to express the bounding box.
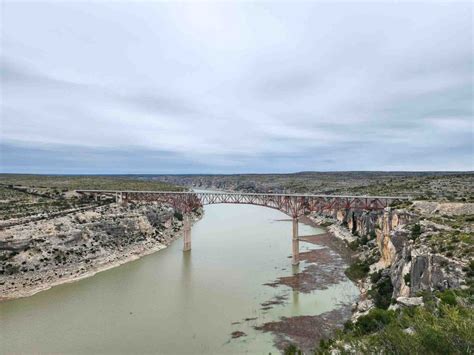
top-left (0, 202), bottom-right (201, 301)
top-left (309, 202), bottom-right (472, 318)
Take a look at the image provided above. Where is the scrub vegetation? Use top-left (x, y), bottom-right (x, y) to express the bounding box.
top-left (0, 174), bottom-right (184, 192)
top-left (2, 172), bottom-right (472, 353)
top-left (316, 288), bottom-right (474, 355)
top-left (151, 171), bottom-right (474, 202)
top-left (0, 175), bottom-right (184, 221)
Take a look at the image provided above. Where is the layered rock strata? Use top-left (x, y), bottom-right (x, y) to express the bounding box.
top-left (0, 202), bottom-right (201, 301)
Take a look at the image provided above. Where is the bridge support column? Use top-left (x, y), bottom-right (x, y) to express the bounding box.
top-left (116, 192), bottom-right (123, 204)
top-left (292, 217), bottom-right (299, 265)
top-left (183, 214), bottom-right (191, 252)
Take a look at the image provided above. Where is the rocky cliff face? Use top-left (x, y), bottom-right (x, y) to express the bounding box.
top-left (0, 202), bottom-right (201, 300)
top-left (311, 202), bottom-right (472, 311)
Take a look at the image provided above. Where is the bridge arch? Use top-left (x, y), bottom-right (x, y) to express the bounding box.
top-left (76, 190), bottom-right (408, 265)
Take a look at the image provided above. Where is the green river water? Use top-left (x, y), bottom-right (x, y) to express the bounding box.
top-left (0, 202), bottom-right (358, 354)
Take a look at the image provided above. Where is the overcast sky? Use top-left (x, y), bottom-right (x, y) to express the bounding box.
top-left (1, 1), bottom-right (472, 174)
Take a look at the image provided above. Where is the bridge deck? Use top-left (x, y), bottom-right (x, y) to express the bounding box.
top-left (75, 190), bottom-right (411, 200)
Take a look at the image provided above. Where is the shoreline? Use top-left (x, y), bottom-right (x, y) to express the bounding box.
top-left (2, 201), bottom-right (360, 353)
top-left (0, 241), bottom-right (169, 302)
top-left (254, 215), bottom-right (360, 352)
top-left (1, 203), bottom-right (200, 303)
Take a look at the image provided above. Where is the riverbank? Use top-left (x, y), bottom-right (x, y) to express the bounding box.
top-left (0, 202), bottom-right (201, 302)
top-left (0, 202), bottom-right (360, 354)
top-left (252, 215), bottom-right (359, 353)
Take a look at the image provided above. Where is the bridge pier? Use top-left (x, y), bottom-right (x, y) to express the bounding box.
top-left (292, 217), bottom-right (299, 265)
top-left (183, 214), bottom-right (191, 252)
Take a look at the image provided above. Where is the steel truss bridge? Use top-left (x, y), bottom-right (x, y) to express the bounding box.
top-left (76, 190), bottom-right (408, 217)
top-left (76, 190), bottom-right (409, 265)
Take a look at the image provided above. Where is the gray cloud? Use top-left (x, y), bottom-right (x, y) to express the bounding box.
top-left (1, 1), bottom-right (473, 173)
top-left (124, 93), bottom-right (201, 116)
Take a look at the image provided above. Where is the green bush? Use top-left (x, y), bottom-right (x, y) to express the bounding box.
top-left (438, 289), bottom-right (457, 306)
top-left (318, 338), bottom-right (334, 351)
top-left (411, 223), bottom-right (422, 240)
top-left (359, 234), bottom-right (369, 245)
top-left (173, 211), bottom-right (183, 221)
top-left (370, 304), bottom-right (473, 354)
top-left (404, 273), bottom-right (411, 286)
top-left (353, 308), bottom-right (396, 335)
top-left (348, 240), bottom-right (360, 251)
top-left (320, 292), bottom-right (474, 355)
top-left (370, 270), bottom-right (382, 284)
top-left (322, 303), bottom-right (474, 354)
top-left (345, 260), bottom-right (370, 281)
top-left (467, 260), bottom-right (474, 278)
top-left (284, 344), bottom-right (302, 355)
top-left (369, 275), bottom-right (394, 309)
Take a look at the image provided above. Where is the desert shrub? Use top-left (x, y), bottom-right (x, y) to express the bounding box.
top-left (318, 338), bottom-right (335, 351)
top-left (369, 275), bottom-right (394, 309)
top-left (467, 260), bottom-right (474, 277)
top-left (345, 260), bottom-right (370, 281)
top-left (322, 303), bottom-right (473, 355)
top-left (284, 344), bottom-right (302, 355)
top-left (369, 304), bottom-right (473, 354)
top-left (411, 223), bottom-right (422, 240)
top-left (359, 234), bottom-right (369, 245)
top-left (370, 270), bottom-right (382, 284)
top-left (438, 289), bottom-right (457, 306)
top-left (353, 308), bottom-right (396, 335)
top-left (348, 240), bottom-right (360, 251)
top-left (404, 273), bottom-right (411, 286)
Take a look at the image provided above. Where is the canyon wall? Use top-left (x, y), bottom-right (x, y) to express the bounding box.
top-left (313, 206), bottom-right (467, 301)
top-left (0, 202), bottom-right (201, 300)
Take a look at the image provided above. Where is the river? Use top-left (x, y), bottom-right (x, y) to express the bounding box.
top-left (0, 202), bottom-right (358, 354)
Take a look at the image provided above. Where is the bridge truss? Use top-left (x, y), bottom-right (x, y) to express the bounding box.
top-left (76, 190), bottom-right (409, 264)
top-left (76, 190), bottom-right (409, 218)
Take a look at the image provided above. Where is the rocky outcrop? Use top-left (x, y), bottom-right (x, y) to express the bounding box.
top-left (413, 201), bottom-right (474, 216)
top-left (396, 296), bottom-right (423, 307)
top-left (0, 202), bottom-right (201, 300)
top-left (408, 251), bottom-right (465, 295)
top-left (313, 202), bottom-right (471, 315)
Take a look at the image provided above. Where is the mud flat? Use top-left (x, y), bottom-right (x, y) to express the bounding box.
top-left (255, 218), bottom-right (357, 353)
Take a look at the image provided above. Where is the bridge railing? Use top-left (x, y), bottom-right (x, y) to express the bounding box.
top-left (75, 189), bottom-right (410, 200)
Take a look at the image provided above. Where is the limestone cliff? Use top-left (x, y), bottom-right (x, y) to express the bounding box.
top-left (311, 202), bottom-right (472, 312)
top-left (0, 202), bottom-right (202, 300)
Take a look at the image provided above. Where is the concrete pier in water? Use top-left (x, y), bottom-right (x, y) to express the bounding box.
top-left (183, 214), bottom-right (191, 251)
top-left (292, 217), bottom-right (299, 265)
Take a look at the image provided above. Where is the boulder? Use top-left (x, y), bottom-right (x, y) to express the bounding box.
top-left (396, 296), bottom-right (423, 307)
top-left (357, 299), bottom-right (374, 312)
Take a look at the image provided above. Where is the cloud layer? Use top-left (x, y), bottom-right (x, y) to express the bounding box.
top-left (1, 1), bottom-right (473, 173)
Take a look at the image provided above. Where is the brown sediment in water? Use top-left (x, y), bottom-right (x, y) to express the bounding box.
top-left (263, 247), bottom-right (347, 293)
top-left (298, 216), bottom-right (354, 262)
top-left (255, 306), bottom-right (352, 353)
top-left (260, 294), bottom-right (288, 309)
top-left (256, 217), bottom-right (358, 352)
top-left (230, 331), bottom-right (247, 339)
